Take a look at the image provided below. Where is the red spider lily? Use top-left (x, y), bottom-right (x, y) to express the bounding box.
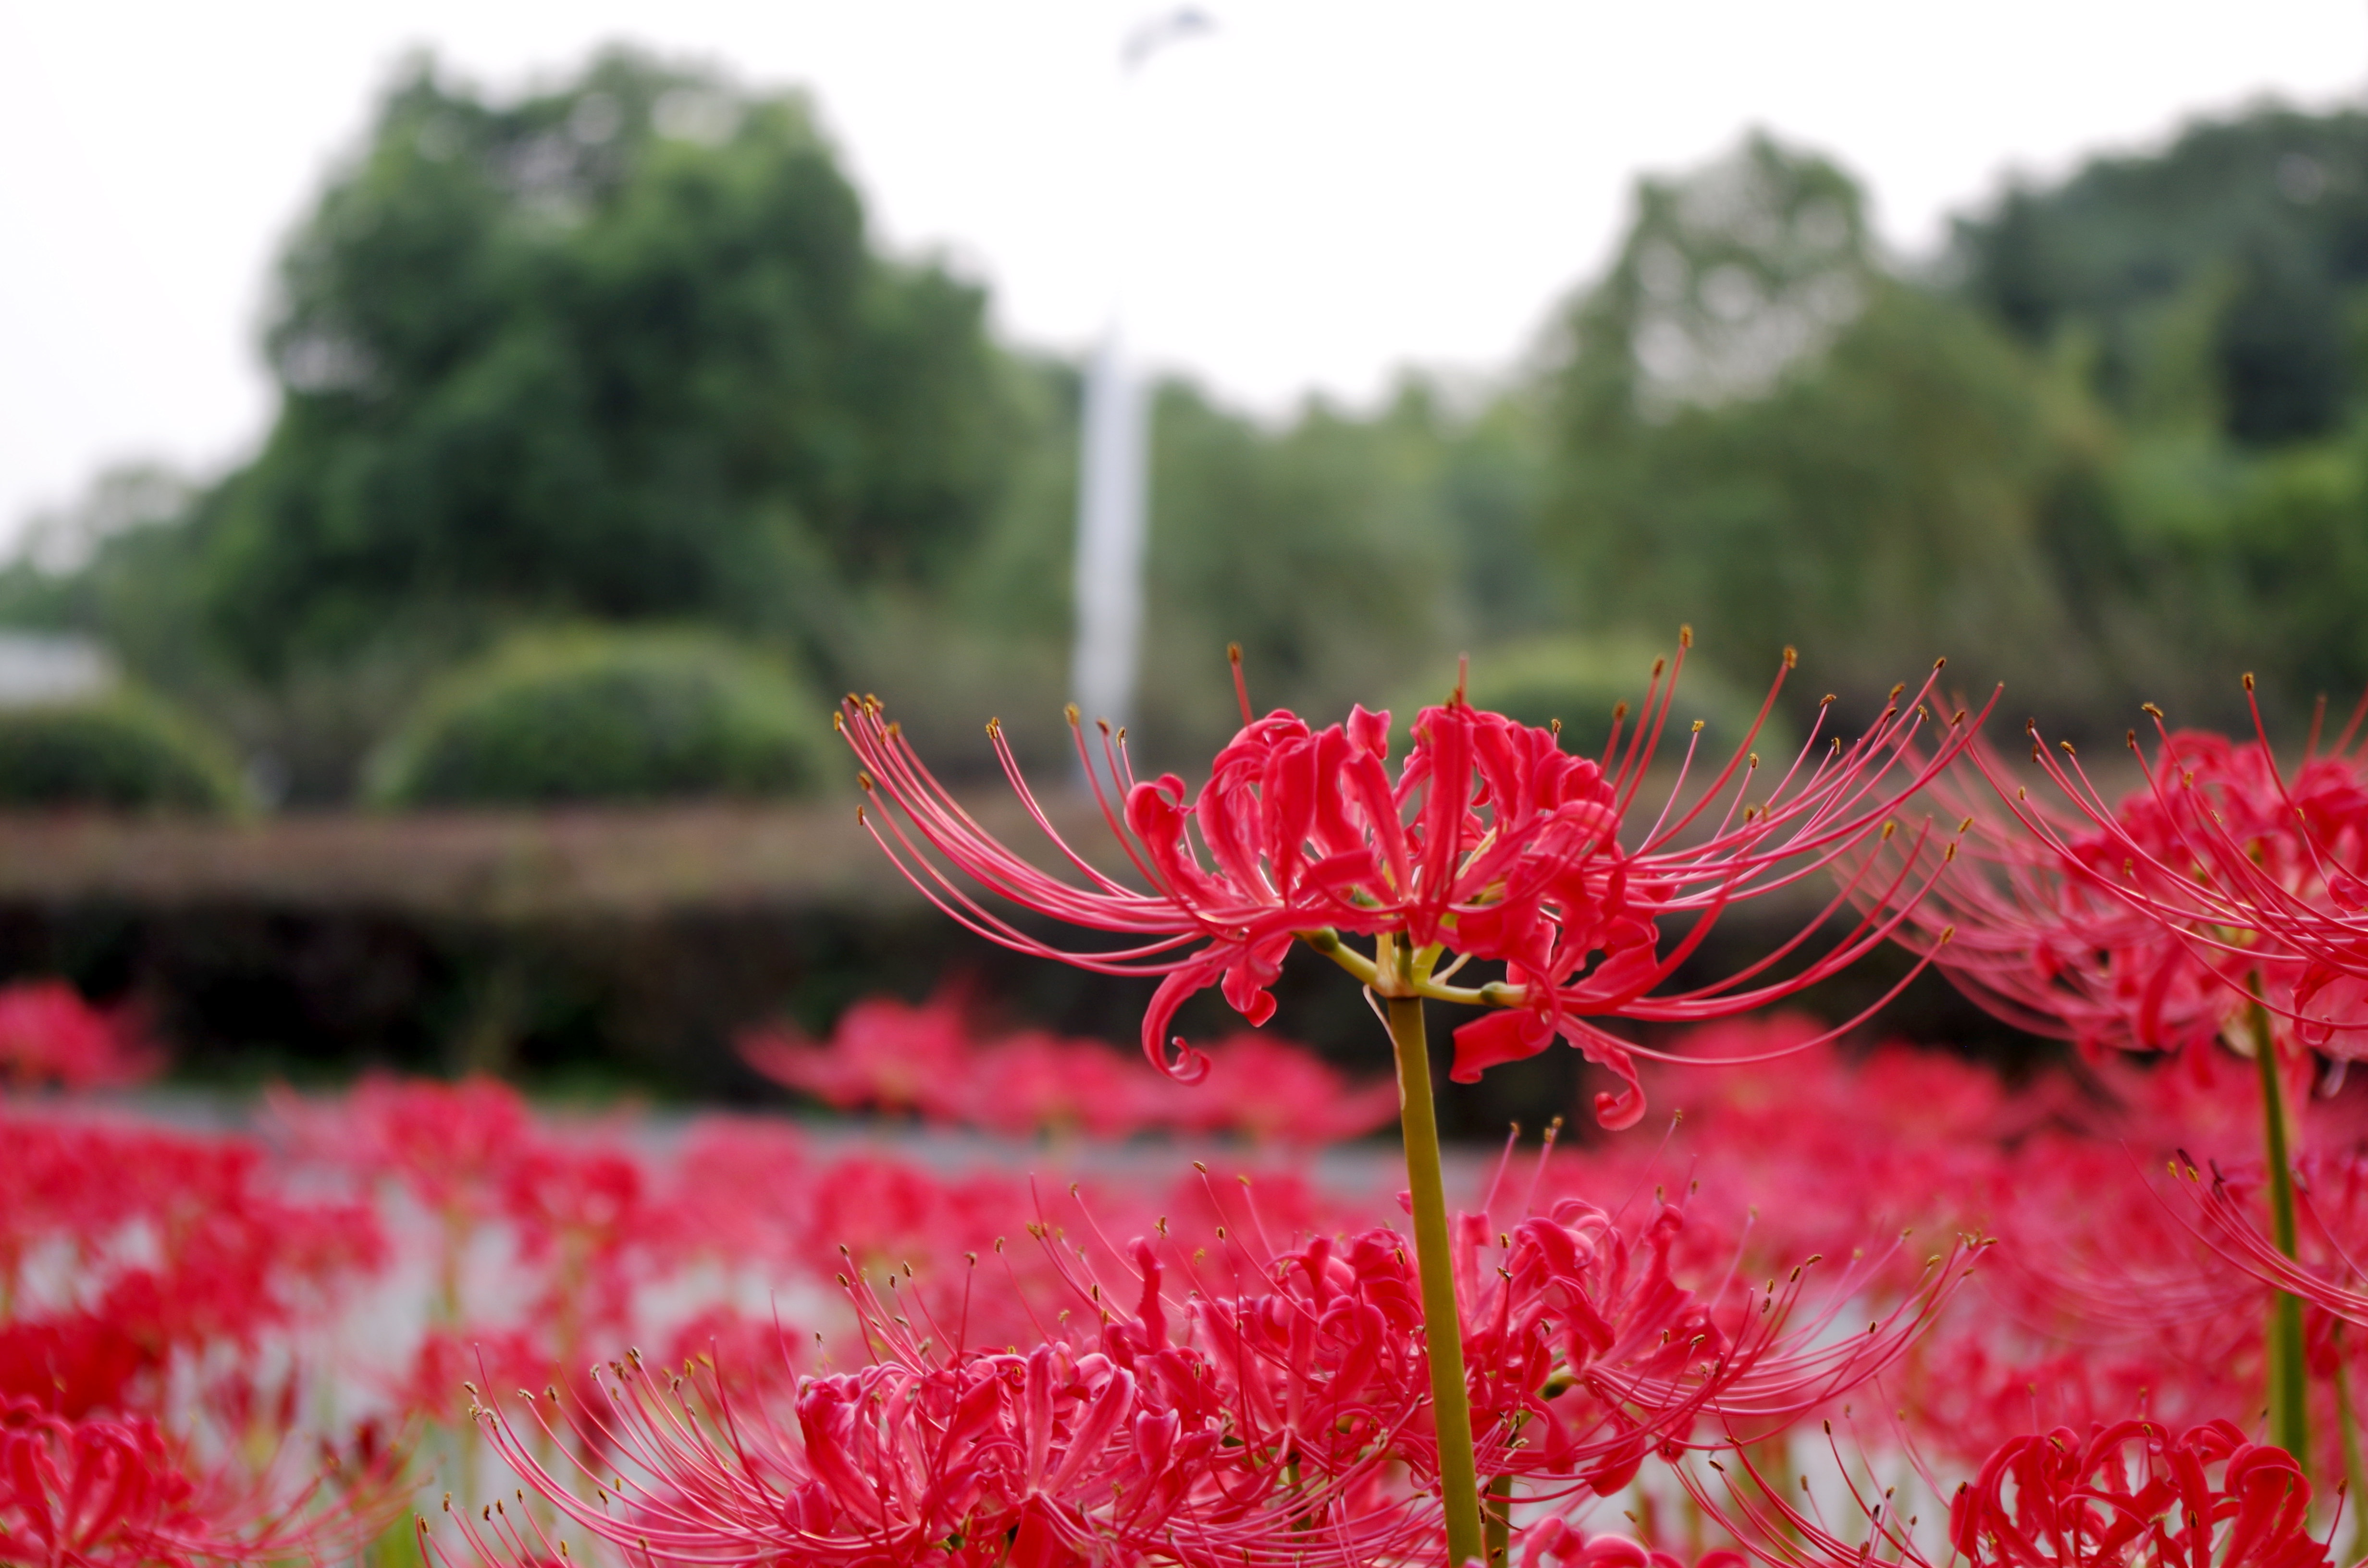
top-left (0, 982), bottom-right (160, 1094)
top-left (1518, 1518), bottom-right (1747, 1568)
top-left (1881, 692), bottom-right (2368, 1066)
top-left (1514, 1027), bottom-right (2316, 1475)
top-left (1867, 697), bottom-right (2368, 1472)
top-left (741, 991), bottom-right (976, 1124)
top-left (0, 1115), bottom-right (382, 1416)
top-left (840, 643), bottom-right (1987, 1129)
top-left (499, 1140), bottom-right (649, 1357)
top-left (742, 989), bottom-right (1399, 1145)
top-left (0, 1398), bottom-right (402, 1567)
top-left (274, 1072), bottom-right (542, 1227)
top-left (2174, 1152), bottom-right (2368, 1332)
top-left (424, 1158), bottom-right (1970, 1568)
top-left (1688, 1418), bottom-right (2328, 1568)
top-left (1950, 1421), bottom-right (2323, 1568)
top-left (401, 1329), bottom-right (561, 1429)
top-left (278, 1074), bottom-right (662, 1368)
top-left (1431, 1145), bottom-right (1974, 1495)
top-left (434, 1323), bottom-right (1443, 1568)
top-left (1530, 1017), bottom-right (2053, 1291)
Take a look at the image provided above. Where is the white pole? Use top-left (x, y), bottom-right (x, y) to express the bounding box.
top-left (1071, 323), bottom-right (1148, 740)
top-left (1070, 9), bottom-right (1210, 770)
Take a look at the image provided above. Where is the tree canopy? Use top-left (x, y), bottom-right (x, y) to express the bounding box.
top-left (12, 76), bottom-right (2368, 801)
top-left (199, 50), bottom-right (1017, 678)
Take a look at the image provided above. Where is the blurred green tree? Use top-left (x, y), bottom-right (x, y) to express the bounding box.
top-left (22, 84), bottom-right (2368, 804)
top-left (1129, 376), bottom-right (1549, 768)
top-left (1952, 108), bottom-right (2368, 447)
top-left (1539, 135), bottom-right (2121, 725)
top-left (197, 49), bottom-right (1017, 680)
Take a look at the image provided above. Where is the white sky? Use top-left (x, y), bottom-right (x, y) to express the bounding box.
top-left (3, 1), bottom-right (2365, 541)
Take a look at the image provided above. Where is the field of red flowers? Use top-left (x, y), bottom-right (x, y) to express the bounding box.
top-left (0, 989), bottom-right (2348, 1568)
top-left (13, 654), bottom-right (2368, 1568)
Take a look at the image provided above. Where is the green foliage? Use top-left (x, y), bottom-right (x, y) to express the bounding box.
top-left (1544, 148), bottom-right (2113, 719)
top-left (195, 49), bottom-right (1018, 680)
top-left (367, 630), bottom-right (834, 807)
top-left (23, 82), bottom-right (2368, 803)
top-left (1132, 377), bottom-right (1549, 770)
top-left (0, 690), bottom-right (246, 813)
top-left (1953, 109), bottom-right (2368, 446)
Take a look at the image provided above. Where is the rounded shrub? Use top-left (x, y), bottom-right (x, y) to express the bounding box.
top-left (0, 689), bottom-right (247, 813)
top-left (368, 630), bottom-right (837, 808)
top-left (1398, 636), bottom-right (1788, 760)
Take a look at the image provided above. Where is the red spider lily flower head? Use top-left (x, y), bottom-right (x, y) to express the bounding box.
top-left (0, 981), bottom-right (161, 1094)
top-left (840, 640), bottom-right (1989, 1128)
top-left (1951, 1421), bottom-right (2324, 1568)
top-left (1885, 684), bottom-right (2368, 1070)
top-left (1691, 1417), bottom-right (2329, 1568)
top-left (1519, 1517), bottom-right (1748, 1568)
top-left (2175, 1151), bottom-right (2368, 1336)
top-left (739, 989), bottom-right (975, 1122)
top-left (0, 1399), bottom-right (403, 1566)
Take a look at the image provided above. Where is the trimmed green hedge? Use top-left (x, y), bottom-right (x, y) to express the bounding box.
top-left (0, 691), bottom-right (246, 812)
top-left (369, 630), bottom-right (836, 808)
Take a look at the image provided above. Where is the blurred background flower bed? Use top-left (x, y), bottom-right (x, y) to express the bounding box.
top-left (6, 981), bottom-right (2347, 1568)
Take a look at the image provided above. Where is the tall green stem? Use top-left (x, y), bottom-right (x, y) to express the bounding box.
top-left (2253, 1001), bottom-right (2309, 1467)
top-left (1387, 995), bottom-right (1486, 1566)
top-left (2333, 1329), bottom-right (2365, 1558)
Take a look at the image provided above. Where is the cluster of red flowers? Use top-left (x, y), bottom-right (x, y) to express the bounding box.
top-left (0, 980), bottom-right (158, 1092)
top-left (740, 988), bottom-right (1401, 1143)
top-left (382, 1028), bottom-right (2368, 1568)
top-left (0, 986), bottom-right (401, 1563)
top-left (20, 648), bottom-right (2368, 1568)
top-left (1886, 691), bottom-right (2368, 1074)
top-left (430, 1160), bottom-right (1965, 1568)
top-left (0, 988), bottom-right (2348, 1568)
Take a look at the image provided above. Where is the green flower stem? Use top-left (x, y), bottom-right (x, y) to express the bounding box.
top-left (1386, 994), bottom-right (1486, 1567)
top-left (2334, 1329), bottom-right (2364, 1556)
top-left (2252, 1000), bottom-right (2309, 1468)
top-left (1484, 1473), bottom-right (1513, 1567)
